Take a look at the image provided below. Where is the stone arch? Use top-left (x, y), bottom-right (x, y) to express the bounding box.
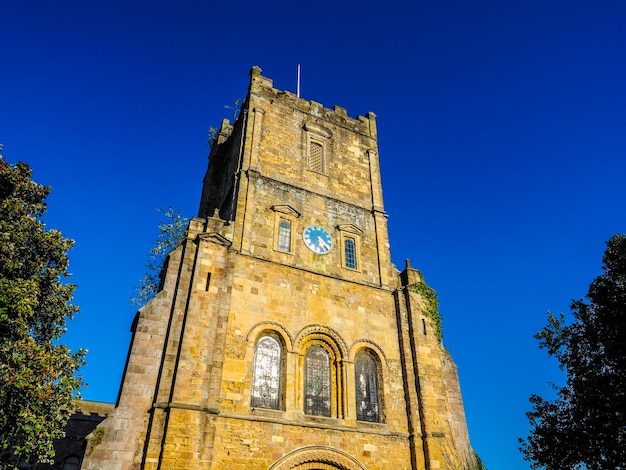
top-left (295, 324), bottom-right (348, 358)
top-left (246, 322), bottom-right (292, 411)
top-left (295, 326), bottom-right (348, 418)
top-left (268, 446), bottom-right (367, 470)
top-left (349, 341), bottom-right (388, 423)
top-left (348, 339), bottom-right (387, 366)
top-left (247, 321), bottom-right (294, 350)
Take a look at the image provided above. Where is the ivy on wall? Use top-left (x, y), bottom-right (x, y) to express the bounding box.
top-left (86, 427), bottom-right (105, 457)
top-left (409, 280), bottom-right (443, 343)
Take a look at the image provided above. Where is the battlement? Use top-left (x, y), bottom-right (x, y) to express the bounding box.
top-left (248, 66), bottom-right (377, 138)
top-left (72, 399), bottom-right (115, 418)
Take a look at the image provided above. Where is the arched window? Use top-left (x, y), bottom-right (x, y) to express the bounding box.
top-left (355, 350), bottom-right (381, 422)
top-left (63, 456), bottom-right (81, 470)
top-left (251, 335), bottom-right (282, 409)
top-left (304, 345), bottom-right (331, 416)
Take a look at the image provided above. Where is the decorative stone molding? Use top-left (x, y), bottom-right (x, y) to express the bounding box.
top-left (268, 446), bottom-right (367, 470)
top-left (349, 339), bottom-right (388, 365)
top-left (335, 224), bottom-right (363, 236)
top-left (246, 321), bottom-right (294, 350)
top-left (295, 324), bottom-right (349, 358)
top-left (271, 204), bottom-right (301, 218)
top-left (303, 122), bottom-right (333, 139)
top-left (196, 232), bottom-right (232, 247)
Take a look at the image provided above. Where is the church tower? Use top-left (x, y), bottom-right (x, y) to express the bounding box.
top-left (82, 66), bottom-right (473, 470)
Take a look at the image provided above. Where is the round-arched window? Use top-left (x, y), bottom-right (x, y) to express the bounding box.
top-left (251, 335), bottom-right (282, 409)
top-left (355, 350), bottom-right (381, 422)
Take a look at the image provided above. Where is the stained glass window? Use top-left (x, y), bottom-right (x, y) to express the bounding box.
top-left (355, 350), bottom-right (380, 422)
top-left (304, 345), bottom-right (331, 416)
top-left (277, 219), bottom-right (291, 252)
top-left (251, 335), bottom-right (281, 409)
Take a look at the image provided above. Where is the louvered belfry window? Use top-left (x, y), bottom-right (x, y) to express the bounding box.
top-left (304, 345), bottom-right (331, 416)
top-left (308, 140), bottom-right (325, 173)
top-left (355, 350), bottom-right (380, 422)
top-left (251, 336), bottom-right (281, 409)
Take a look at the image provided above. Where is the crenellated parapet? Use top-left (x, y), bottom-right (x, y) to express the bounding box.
top-left (248, 65), bottom-right (377, 139)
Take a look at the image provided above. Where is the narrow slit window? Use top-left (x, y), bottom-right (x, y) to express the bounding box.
top-left (304, 345), bottom-right (331, 416)
top-left (344, 237), bottom-right (357, 269)
top-left (251, 336), bottom-right (282, 410)
top-left (277, 219), bottom-right (292, 252)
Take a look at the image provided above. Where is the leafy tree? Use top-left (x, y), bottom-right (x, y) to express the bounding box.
top-left (131, 207), bottom-right (189, 307)
top-left (521, 234), bottom-right (626, 469)
top-left (0, 155), bottom-right (85, 468)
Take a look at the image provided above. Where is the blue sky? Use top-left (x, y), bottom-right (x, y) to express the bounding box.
top-left (2, 1), bottom-right (625, 468)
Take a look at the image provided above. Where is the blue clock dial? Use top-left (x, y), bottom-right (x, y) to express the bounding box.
top-left (302, 225), bottom-right (333, 254)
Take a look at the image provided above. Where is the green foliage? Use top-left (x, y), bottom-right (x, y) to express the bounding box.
top-left (520, 234), bottom-right (626, 469)
top-left (0, 157), bottom-right (85, 468)
top-left (131, 207), bottom-right (189, 307)
top-left (409, 279), bottom-right (443, 342)
top-left (86, 426), bottom-right (105, 457)
top-left (208, 126), bottom-right (219, 149)
top-left (444, 447), bottom-right (487, 469)
top-left (463, 450), bottom-right (487, 470)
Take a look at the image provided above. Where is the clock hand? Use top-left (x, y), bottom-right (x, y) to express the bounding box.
top-left (317, 237), bottom-right (329, 250)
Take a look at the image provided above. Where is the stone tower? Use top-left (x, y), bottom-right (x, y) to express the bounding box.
top-left (82, 66), bottom-right (473, 470)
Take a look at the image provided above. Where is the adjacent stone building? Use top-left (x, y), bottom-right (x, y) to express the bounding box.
top-left (30, 401), bottom-right (114, 470)
top-left (81, 66), bottom-right (474, 469)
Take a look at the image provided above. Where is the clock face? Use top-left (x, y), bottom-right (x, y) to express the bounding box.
top-left (302, 225), bottom-right (333, 254)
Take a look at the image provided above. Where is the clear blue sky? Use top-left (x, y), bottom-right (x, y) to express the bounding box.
top-left (2, 1), bottom-right (625, 468)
